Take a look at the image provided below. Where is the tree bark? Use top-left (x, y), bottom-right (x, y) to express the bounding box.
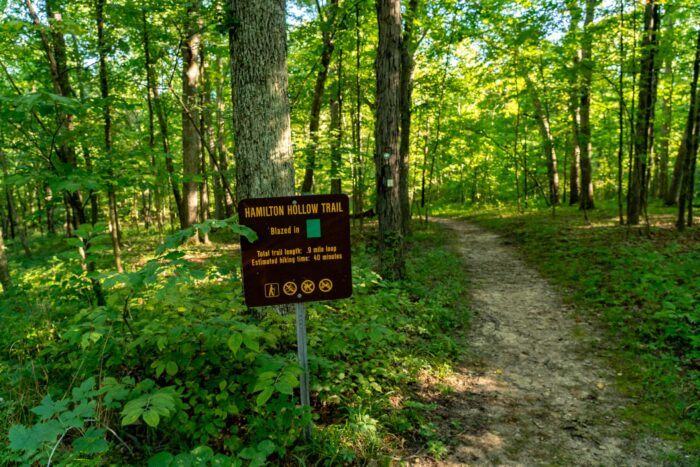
top-left (181, 0), bottom-right (202, 229)
top-left (141, 5), bottom-right (164, 242)
top-left (578, 0), bottom-right (596, 210)
top-left (96, 0), bottom-right (123, 273)
top-left (676, 28), bottom-right (700, 230)
top-left (375, 0), bottom-right (404, 279)
top-left (656, 12), bottom-right (674, 200)
top-left (329, 53), bottom-right (343, 194)
top-left (628, 0), bottom-right (660, 225)
top-left (399, 0), bottom-right (418, 235)
top-left (229, 0), bottom-right (295, 201)
top-left (215, 57), bottom-right (235, 216)
top-left (26, 0), bottom-right (104, 305)
top-left (525, 75), bottom-right (560, 205)
top-left (0, 224), bottom-right (10, 292)
top-left (567, 1), bottom-right (582, 206)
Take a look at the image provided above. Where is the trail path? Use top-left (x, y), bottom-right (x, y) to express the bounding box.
top-left (411, 218), bottom-right (682, 466)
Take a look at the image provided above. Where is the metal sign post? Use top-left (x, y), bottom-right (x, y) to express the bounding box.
top-left (238, 194), bottom-right (352, 442)
top-left (295, 302), bottom-right (311, 439)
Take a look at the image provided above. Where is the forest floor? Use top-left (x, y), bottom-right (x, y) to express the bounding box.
top-left (408, 217), bottom-right (686, 466)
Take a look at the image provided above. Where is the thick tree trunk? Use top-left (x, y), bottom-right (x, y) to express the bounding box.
top-left (229, 0), bottom-right (295, 201)
top-left (628, 0), bottom-right (660, 225)
top-left (181, 1), bottom-right (202, 229)
top-left (300, 0), bottom-right (339, 194)
top-left (96, 0), bottom-right (123, 273)
top-left (399, 0), bottom-right (418, 235)
top-left (375, 0), bottom-right (404, 279)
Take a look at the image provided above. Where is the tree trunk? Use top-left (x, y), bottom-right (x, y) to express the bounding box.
top-left (96, 0), bottom-right (123, 273)
top-left (525, 75), bottom-right (560, 205)
top-left (142, 9), bottom-right (183, 223)
top-left (375, 0), bottom-right (404, 279)
top-left (578, 0), bottom-right (596, 210)
top-left (229, 0), bottom-right (295, 201)
top-left (26, 0), bottom-right (104, 305)
top-left (399, 0), bottom-right (418, 235)
top-left (567, 2), bottom-right (582, 206)
top-left (329, 53), bottom-right (343, 194)
top-left (655, 10), bottom-right (674, 200)
top-left (141, 5), bottom-right (164, 243)
top-left (300, 0), bottom-right (339, 194)
top-left (628, 0), bottom-right (660, 225)
top-left (181, 0), bottom-right (202, 229)
top-left (617, 0), bottom-right (625, 224)
top-left (0, 224), bottom-right (10, 292)
top-left (215, 56), bottom-right (235, 217)
top-left (676, 28), bottom-right (700, 230)
top-left (352, 3), bottom-right (365, 228)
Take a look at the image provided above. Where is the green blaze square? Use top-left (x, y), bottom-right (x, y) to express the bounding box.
top-left (306, 218), bottom-right (321, 238)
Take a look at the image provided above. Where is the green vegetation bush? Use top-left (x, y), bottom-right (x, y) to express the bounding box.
top-left (0, 221), bottom-right (469, 464)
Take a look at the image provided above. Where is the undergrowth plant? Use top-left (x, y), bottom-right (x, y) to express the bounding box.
top-left (1, 221), bottom-right (470, 464)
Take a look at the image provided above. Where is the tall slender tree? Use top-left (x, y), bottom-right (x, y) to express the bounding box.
top-left (181, 0), bottom-right (202, 229)
top-left (399, 0), bottom-right (419, 235)
top-left (300, 0), bottom-right (340, 194)
top-left (676, 28), bottom-right (700, 230)
top-left (578, 0), bottom-right (596, 210)
top-left (96, 0), bottom-right (123, 272)
top-left (628, 0), bottom-right (660, 225)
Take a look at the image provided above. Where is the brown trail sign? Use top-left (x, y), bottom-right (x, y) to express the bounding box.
top-left (238, 194), bottom-right (352, 307)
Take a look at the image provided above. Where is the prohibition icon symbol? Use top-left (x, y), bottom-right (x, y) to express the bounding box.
top-left (319, 278), bottom-right (333, 293)
top-left (283, 281), bottom-right (297, 296)
top-left (301, 280), bottom-right (315, 294)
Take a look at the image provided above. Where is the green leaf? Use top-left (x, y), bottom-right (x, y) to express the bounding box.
top-left (257, 440), bottom-right (275, 456)
top-left (242, 334), bottom-right (260, 352)
top-left (165, 361), bottom-right (178, 376)
top-left (72, 427), bottom-right (108, 455)
top-left (66, 237), bottom-right (84, 248)
top-left (255, 386), bottom-right (274, 406)
top-left (148, 451), bottom-right (174, 467)
top-left (8, 425), bottom-right (33, 452)
top-left (143, 410), bottom-right (160, 428)
top-left (275, 381), bottom-right (294, 395)
top-left (31, 395), bottom-right (69, 420)
top-left (227, 333), bottom-right (242, 354)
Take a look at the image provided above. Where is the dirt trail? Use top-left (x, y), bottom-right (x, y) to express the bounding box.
top-left (411, 218), bottom-right (682, 466)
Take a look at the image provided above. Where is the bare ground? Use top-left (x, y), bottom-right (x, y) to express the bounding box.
top-left (407, 218), bottom-right (685, 466)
